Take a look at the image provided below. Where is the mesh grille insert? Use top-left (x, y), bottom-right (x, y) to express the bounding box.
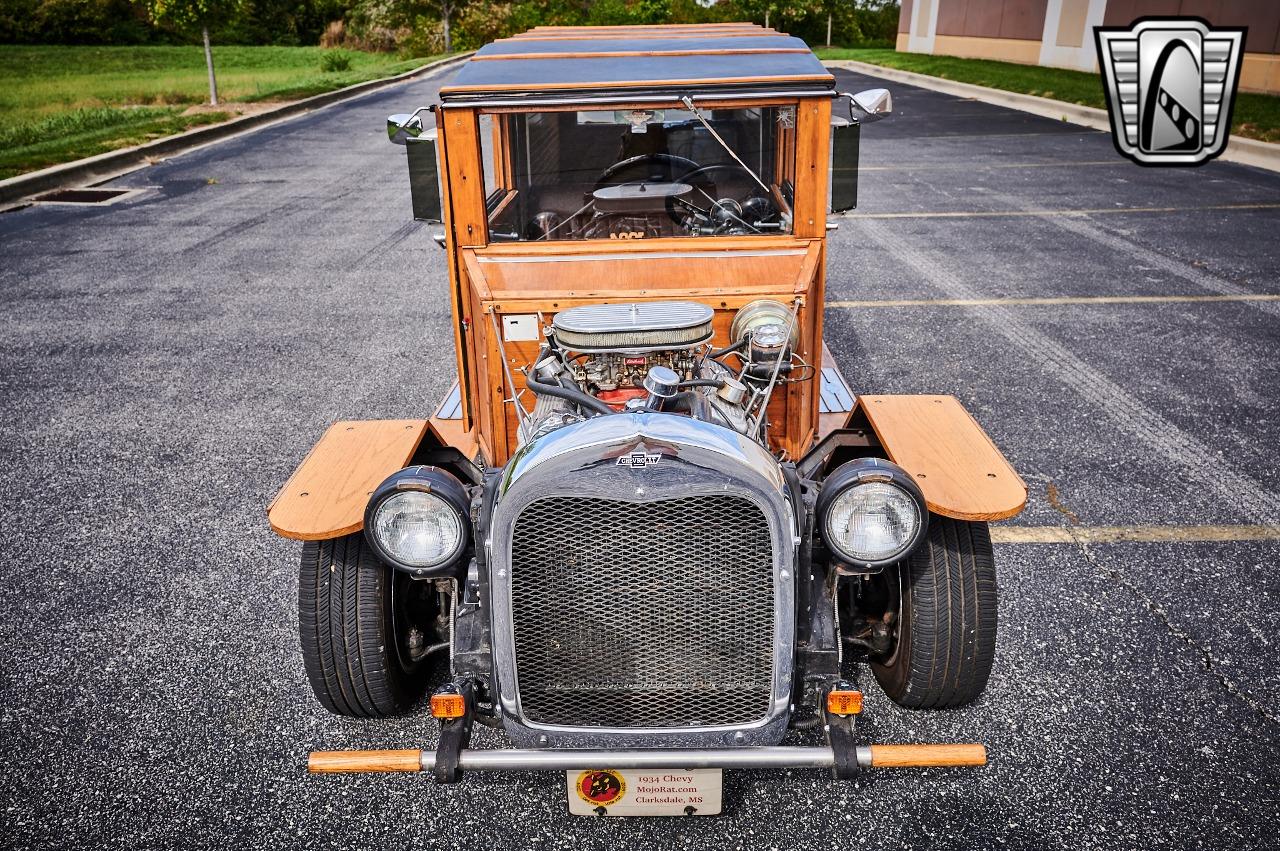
top-left (509, 494), bottom-right (775, 728)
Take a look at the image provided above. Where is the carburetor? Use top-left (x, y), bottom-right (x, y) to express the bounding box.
top-left (574, 351), bottom-right (699, 409)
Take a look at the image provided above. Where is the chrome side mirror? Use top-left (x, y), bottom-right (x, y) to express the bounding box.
top-left (387, 113), bottom-right (424, 145)
top-left (847, 88), bottom-right (893, 121)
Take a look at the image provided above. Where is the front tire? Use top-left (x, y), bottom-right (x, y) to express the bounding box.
top-left (298, 533), bottom-right (431, 717)
top-left (871, 516), bottom-right (998, 709)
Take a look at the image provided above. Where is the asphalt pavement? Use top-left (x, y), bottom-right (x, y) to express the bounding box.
top-left (1, 63), bottom-right (1277, 850)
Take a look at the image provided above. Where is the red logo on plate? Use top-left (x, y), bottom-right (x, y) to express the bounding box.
top-left (575, 770), bottom-right (626, 806)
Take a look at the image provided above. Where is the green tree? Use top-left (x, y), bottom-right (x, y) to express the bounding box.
top-left (136, 0), bottom-right (245, 103)
top-left (356, 0), bottom-right (468, 52)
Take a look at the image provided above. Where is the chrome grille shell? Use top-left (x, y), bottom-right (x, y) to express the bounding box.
top-left (489, 413), bottom-right (796, 748)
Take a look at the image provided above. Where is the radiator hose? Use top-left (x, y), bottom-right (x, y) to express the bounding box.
top-left (524, 369), bottom-right (614, 417)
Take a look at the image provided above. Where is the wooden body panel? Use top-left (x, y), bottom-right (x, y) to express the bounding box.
top-left (267, 420), bottom-right (429, 541)
top-left (432, 86), bottom-right (835, 467)
top-left (460, 243), bottom-right (823, 465)
top-left (857, 395), bottom-right (1028, 522)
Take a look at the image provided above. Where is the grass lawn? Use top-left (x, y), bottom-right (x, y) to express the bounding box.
top-left (818, 47), bottom-right (1280, 144)
top-left (0, 45), bottom-right (445, 180)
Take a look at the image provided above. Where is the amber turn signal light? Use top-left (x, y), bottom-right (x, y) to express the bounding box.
top-left (430, 692), bottom-right (466, 719)
top-left (827, 689), bottom-right (863, 716)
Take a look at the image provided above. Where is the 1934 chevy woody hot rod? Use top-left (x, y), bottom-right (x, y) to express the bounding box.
top-left (270, 23), bottom-right (1027, 815)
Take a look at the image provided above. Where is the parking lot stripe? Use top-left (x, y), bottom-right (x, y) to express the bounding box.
top-left (852, 218), bottom-right (1280, 522)
top-left (860, 160), bottom-right (1122, 171)
top-left (992, 525), bottom-right (1280, 543)
top-left (827, 294), bottom-right (1280, 308)
top-left (986, 194), bottom-right (1280, 319)
top-left (843, 202), bottom-right (1280, 219)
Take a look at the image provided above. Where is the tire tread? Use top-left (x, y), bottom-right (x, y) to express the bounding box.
top-left (297, 533), bottom-right (421, 717)
top-left (872, 516), bottom-right (997, 709)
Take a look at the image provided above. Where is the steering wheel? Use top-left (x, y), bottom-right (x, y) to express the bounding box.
top-left (675, 163), bottom-right (779, 233)
top-left (594, 153), bottom-right (702, 190)
top-left (678, 163), bottom-right (760, 200)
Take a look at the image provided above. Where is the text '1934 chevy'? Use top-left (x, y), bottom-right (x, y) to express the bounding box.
top-left (269, 22), bottom-right (1027, 816)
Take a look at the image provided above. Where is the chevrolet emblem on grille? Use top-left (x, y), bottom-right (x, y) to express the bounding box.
top-left (1094, 17), bottom-right (1246, 166)
top-left (617, 451), bottom-right (663, 468)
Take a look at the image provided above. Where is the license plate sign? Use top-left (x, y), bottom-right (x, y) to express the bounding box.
top-left (566, 769), bottom-right (722, 816)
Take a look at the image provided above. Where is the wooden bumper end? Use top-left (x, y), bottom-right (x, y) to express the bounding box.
top-left (868, 743), bottom-right (988, 768)
top-left (308, 749), bottom-right (424, 774)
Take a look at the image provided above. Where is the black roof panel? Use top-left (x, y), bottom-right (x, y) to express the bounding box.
top-left (440, 25), bottom-right (834, 102)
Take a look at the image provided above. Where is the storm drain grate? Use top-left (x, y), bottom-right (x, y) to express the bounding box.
top-left (33, 188), bottom-right (137, 205)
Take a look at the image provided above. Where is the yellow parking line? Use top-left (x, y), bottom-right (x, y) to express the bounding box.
top-left (991, 525), bottom-right (1280, 544)
top-left (827, 294), bottom-right (1280, 308)
top-left (842, 202), bottom-right (1280, 219)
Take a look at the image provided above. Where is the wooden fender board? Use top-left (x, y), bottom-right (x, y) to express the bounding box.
top-left (857, 395), bottom-right (1027, 522)
top-left (268, 420), bottom-right (430, 541)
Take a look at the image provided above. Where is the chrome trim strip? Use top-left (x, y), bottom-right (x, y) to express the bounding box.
top-left (439, 89), bottom-right (839, 109)
top-left (415, 746), bottom-right (860, 771)
top-left (476, 249), bottom-right (807, 264)
top-left (499, 412), bottom-right (788, 497)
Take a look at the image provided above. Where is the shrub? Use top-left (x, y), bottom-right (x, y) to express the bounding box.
top-left (319, 49), bottom-right (353, 72)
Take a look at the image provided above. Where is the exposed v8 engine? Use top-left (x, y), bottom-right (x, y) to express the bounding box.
top-left (518, 299), bottom-right (807, 447)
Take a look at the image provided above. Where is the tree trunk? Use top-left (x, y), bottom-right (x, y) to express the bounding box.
top-left (202, 26), bottom-right (219, 106)
top-left (442, 5), bottom-right (452, 53)
top-left (826, 13), bottom-right (833, 47)
top-left (764, 10), bottom-right (769, 29)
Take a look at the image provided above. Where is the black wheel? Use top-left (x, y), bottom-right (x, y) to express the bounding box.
top-left (871, 516), bottom-right (997, 709)
top-left (298, 532), bottom-right (437, 717)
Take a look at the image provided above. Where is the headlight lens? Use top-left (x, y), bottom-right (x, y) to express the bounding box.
top-left (824, 481), bottom-right (922, 563)
top-left (370, 490), bottom-right (463, 568)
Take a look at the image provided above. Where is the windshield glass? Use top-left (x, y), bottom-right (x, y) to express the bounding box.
top-left (480, 105), bottom-right (796, 242)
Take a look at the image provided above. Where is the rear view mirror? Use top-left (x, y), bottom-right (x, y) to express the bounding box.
top-left (847, 88), bottom-right (893, 121)
top-left (387, 113), bottom-right (424, 145)
top-left (405, 129), bottom-right (443, 223)
top-left (829, 116), bottom-right (860, 213)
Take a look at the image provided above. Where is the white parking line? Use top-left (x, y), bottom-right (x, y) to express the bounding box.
top-left (828, 294), bottom-right (1280, 308)
top-left (842, 202), bottom-right (1280, 219)
top-left (851, 217), bottom-right (1280, 522)
top-left (860, 160), bottom-right (1122, 171)
top-left (992, 525), bottom-right (1280, 543)
top-left (986, 192), bottom-right (1280, 319)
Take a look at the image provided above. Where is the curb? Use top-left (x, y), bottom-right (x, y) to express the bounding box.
top-left (824, 58), bottom-right (1280, 174)
top-left (0, 52), bottom-right (473, 207)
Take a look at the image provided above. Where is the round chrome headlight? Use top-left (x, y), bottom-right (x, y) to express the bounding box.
top-left (817, 459), bottom-right (927, 568)
top-left (371, 491), bottom-right (462, 567)
top-left (364, 466), bottom-right (470, 574)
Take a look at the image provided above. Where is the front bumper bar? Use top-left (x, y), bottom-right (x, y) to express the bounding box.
top-left (308, 744), bottom-right (987, 774)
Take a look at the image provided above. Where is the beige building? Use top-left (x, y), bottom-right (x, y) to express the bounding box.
top-left (897, 0), bottom-right (1280, 94)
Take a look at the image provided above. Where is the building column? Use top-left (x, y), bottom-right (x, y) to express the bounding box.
top-left (1038, 0), bottom-right (1110, 72)
top-left (906, 0), bottom-right (941, 55)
